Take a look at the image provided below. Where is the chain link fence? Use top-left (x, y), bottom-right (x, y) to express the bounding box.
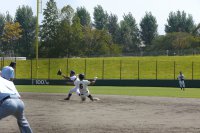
top-left (0, 57), bottom-right (200, 80)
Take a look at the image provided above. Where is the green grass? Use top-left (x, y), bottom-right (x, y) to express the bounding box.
top-left (2, 55), bottom-right (200, 79)
top-left (17, 85), bottom-right (200, 99)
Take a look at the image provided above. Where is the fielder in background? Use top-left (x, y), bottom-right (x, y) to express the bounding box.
top-left (0, 76), bottom-right (33, 133)
top-left (177, 71), bottom-right (185, 91)
top-left (57, 69), bottom-right (80, 100)
top-left (75, 74), bottom-right (97, 101)
top-left (1, 61), bottom-right (16, 81)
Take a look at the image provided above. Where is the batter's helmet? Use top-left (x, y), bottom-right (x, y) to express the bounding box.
top-left (79, 74), bottom-right (85, 80)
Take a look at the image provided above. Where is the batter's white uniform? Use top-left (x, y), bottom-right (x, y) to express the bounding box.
top-left (68, 75), bottom-right (80, 95)
top-left (177, 74), bottom-right (185, 88)
top-left (75, 80), bottom-right (91, 98)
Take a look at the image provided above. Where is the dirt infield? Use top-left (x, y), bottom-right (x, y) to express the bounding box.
top-left (1, 93), bottom-right (200, 133)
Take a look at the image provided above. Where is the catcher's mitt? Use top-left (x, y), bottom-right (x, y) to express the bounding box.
top-left (57, 69), bottom-right (62, 75)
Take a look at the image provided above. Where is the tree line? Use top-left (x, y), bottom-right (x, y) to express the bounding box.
top-left (0, 0), bottom-right (200, 58)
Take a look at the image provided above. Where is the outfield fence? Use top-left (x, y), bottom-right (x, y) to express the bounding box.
top-left (1, 57), bottom-right (200, 80)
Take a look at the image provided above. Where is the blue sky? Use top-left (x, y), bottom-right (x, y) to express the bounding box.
top-left (1, 0), bottom-right (200, 35)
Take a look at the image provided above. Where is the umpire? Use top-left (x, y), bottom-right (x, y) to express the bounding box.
top-left (0, 76), bottom-right (33, 133)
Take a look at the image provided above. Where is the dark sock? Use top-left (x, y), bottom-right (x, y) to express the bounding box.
top-left (88, 95), bottom-right (94, 101)
top-left (64, 93), bottom-right (72, 100)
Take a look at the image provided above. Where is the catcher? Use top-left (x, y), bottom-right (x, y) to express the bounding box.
top-left (74, 74), bottom-right (97, 101)
top-left (57, 69), bottom-right (80, 100)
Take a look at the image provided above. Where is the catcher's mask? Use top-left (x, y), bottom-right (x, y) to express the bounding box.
top-left (79, 74), bottom-right (85, 80)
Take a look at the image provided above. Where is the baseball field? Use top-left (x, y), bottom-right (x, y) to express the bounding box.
top-left (1, 85), bottom-right (200, 133)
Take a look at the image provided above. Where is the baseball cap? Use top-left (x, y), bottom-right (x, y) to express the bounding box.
top-left (9, 62), bottom-right (16, 67)
top-left (70, 70), bottom-right (75, 74)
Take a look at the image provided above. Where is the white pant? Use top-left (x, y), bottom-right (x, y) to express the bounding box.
top-left (80, 90), bottom-right (91, 101)
top-left (179, 80), bottom-right (185, 88)
top-left (69, 86), bottom-right (80, 95)
top-left (0, 98), bottom-right (33, 133)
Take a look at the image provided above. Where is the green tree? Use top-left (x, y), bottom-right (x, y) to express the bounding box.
top-left (54, 21), bottom-right (72, 57)
top-left (0, 13), bottom-right (5, 36)
top-left (75, 6), bottom-right (91, 27)
top-left (171, 32), bottom-right (194, 50)
top-left (107, 13), bottom-right (120, 44)
top-left (5, 12), bottom-right (13, 23)
top-left (54, 5), bottom-right (77, 57)
top-left (190, 36), bottom-right (200, 54)
top-left (60, 5), bottom-right (74, 25)
top-left (151, 32), bottom-right (195, 51)
top-left (81, 27), bottom-right (121, 56)
top-left (89, 29), bottom-right (117, 56)
top-left (0, 13), bottom-right (5, 54)
top-left (15, 5), bottom-right (36, 57)
top-left (120, 13), bottom-right (140, 52)
top-left (70, 15), bottom-right (83, 56)
top-left (0, 12), bottom-right (13, 55)
top-left (192, 23), bottom-right (200, 36)
top-left (93, 5), bottom-right (108, 30)
top-left (140, 12), bottom-right (158, 46)
top-left (81, 26), bottom-right (94, 56)
top-left (1, 22), bottom-right (22, 56)
top-left (165, 11), bottom-right (195, 33)
top-left (40, 0), bottom-right (59, 57)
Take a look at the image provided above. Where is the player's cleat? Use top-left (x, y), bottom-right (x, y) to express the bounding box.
top-left (64, 98), bottom-right (70, 100)
top-left (93, 97), bottom-right (100, 101)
